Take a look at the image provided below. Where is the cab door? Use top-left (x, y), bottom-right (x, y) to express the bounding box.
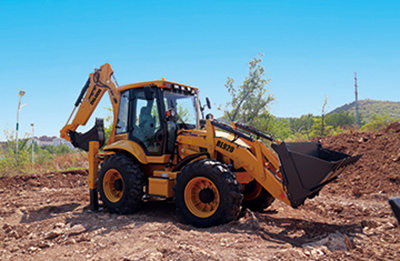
top-left (129, 87), bottom-right (164, 155)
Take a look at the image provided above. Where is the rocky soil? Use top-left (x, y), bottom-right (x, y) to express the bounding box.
top-left (1, 127), bottom-right (400, 260)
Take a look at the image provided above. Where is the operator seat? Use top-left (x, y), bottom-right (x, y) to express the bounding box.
top-left (139, 106), bottom-right (155, 134)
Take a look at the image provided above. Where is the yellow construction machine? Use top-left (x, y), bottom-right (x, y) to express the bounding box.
top-left (61, 63), bottom-right (361, 227)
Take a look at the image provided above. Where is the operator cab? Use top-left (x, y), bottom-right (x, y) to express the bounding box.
top-left (115, 81), bottom-right (200, 155)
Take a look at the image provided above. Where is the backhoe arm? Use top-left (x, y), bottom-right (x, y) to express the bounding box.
top-left (60, 63), bottom-right (120, 150)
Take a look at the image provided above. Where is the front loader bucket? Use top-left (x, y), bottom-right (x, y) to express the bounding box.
top-left (271, 141), bottom-right (362, 208)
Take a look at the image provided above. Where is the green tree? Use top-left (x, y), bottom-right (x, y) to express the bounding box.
top-left (325, 109), bottom-right (356, 128)
top-left (104, 107), bottom-right (113, 141)
top-left (0, 126), bottom-right (30, 176)
top-left (360, 114), bottom-right (395, 132)
top-left (223, 54), bottom-right (274, 129)
top-left (310, 116), bottom-right (333, 138)
top-left (287, 114), bottom-right (315, 140)
top-left (262, 115), bottom-right (291, 140)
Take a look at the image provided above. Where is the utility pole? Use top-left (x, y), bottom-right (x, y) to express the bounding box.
top-left (16, 90), bottom-right (27, 163)
top-left (31, 123), bottom-right (35, 168)
top-left (354, 72), bottom-right (360, 128)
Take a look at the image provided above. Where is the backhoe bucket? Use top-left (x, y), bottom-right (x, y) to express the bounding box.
top-left (69, 118), bottom-right (105, 152)
top-left (272, 141), bottom-right (362, 208)
top-left (389, 197), bottom-right (400, 224)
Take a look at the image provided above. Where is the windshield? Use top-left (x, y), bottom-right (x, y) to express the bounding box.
top-left (163, 89), bottom-right (198, 128)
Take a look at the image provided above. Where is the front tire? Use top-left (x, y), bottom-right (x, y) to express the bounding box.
top-left (173, 159), bottom-right (242, 227)
top-left (98, 154), bottom-right (145, 214)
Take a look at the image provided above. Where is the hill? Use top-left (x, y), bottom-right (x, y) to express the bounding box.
top-left (329, 99), bottom-right (400, 122)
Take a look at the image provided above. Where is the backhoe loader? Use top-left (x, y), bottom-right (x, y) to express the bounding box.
top-left (61, 63), bottom-right (362, 227)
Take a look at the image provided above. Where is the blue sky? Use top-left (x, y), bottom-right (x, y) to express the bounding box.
top-left (1, 0), bottom-right (399, 141)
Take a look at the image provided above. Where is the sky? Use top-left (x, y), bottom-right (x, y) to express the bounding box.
top-left (1, 0), bottom-right (399, 141)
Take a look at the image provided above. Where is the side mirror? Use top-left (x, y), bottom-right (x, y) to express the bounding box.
top-left (144, 86), bottom-right (154, 100)
top-left (206, 97), bottom-right (211, 109)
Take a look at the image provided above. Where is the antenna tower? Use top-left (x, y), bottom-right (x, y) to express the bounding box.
top-left (355, 72), bottom-right (360, 128)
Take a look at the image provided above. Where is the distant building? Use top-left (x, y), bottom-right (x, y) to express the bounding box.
top-left (26, 138), bottom-right (42, 147)
top-left (52, 138), bottom-right (75, 149)
top-left (27, 137), bottom-right (75, 150)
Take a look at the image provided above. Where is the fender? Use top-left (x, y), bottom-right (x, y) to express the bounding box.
top-left (104, 139), bottom-right (148, 164)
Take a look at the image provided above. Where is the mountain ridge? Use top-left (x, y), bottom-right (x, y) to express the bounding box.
top-left (329, 99), bottom-right (400, 122)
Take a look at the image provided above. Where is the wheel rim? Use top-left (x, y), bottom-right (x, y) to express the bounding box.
top-left (103, 169), bottom-right (124, 203)
top-left (243, 181), bottom-right (262, 201)
top-left (184, 177), bottom-right (220, 218)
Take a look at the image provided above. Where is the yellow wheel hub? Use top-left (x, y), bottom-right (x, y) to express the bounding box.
top-left (103, 169), bottom-right (124, 203)
top-left (184, 177), bottom-right (220, 218)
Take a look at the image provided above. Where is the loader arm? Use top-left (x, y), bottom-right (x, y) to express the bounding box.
top-left (179, 119), bottom-right (361, 208)
top-left (60, 63), bottom-right (120, 150)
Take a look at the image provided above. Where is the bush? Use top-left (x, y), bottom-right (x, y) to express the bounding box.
top-left (360, 114), bottom-right (395, 132)
top-left (0, 126), bottom-right (83, 177)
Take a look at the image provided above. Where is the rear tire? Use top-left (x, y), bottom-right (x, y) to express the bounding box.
top-left (242, 180), bottom-right (275, 212)
top-left (173, 159), bottom-right (242, 227)
top-left (98, 154), bottom-right (145, 214)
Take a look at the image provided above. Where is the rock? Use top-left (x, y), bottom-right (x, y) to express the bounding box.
top-left (2, 223), bottom-right (11, 232)
top-left (9, 246), bottom-right (19, 253)
top-left (303, 232), bottom-right (349, 251)
top-left (383, 222), bottom-right (396, 230)
top-left (38, 241), bottom-right (53, 248)
top-left (29, 246), bottom-right (38, 252)
top-left (9, 230), bottom-right (21, 239)
top-left (44, 228), bottom-right (63, 239)
top-left (66, 224), bottom-right (86, 236)
top-left (54, 222), bottom-right (65, 228)
top-left (333, 206), bottom-right (343, 213)
top-left (15, 209), bottom-right (24, 216)
top-left (76, 234), bottom-right (90, 242)
top-left (345, 235), bottom-right (355, 249)
top-left (361, 220), bottom-right (378, 229)
top-left (391, 154), bottom-right (400, 162)
top-left (117, 215), bottom-right (128, 220)
top-left (353, 188), bottom-right (363, 197)
top-left (1, 223), bottom-right (10, 230)
top-left (28, 232), bottom-right (37, 240)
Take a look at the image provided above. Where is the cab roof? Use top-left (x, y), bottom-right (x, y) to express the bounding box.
top-left (118, 80), bottom-right (199, 93)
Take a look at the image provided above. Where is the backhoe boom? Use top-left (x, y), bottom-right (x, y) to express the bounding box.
top-left (60, 63), bottom-right (120, 150)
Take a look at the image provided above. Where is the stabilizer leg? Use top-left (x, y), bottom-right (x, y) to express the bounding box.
top-left (88, 141), bottom-right (102, 212)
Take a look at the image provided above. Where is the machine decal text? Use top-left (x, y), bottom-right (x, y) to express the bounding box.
top-left (216, 140), bottom-right (234, 153)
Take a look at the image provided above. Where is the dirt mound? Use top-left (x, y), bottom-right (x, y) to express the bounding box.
top-left (319, 130), bottom-right (400, 198)
top-left (386, 121), bottom-right (400, 133)
top-left (0, 132), bottom-right (399, 260)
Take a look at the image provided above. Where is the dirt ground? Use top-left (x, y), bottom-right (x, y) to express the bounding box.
top-left (1, 127), bottom-right (400, 260)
